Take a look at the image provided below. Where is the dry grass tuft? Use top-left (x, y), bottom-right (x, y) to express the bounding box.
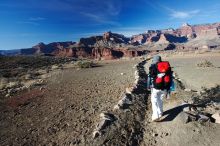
top-left (197, 60), bottom-right (215, 68)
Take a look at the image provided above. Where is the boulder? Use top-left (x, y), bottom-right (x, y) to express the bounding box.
top-left (198, 114), bottom-right (210, 122)
top-left (93, 112), bottom-right (116, 138)
top-left (182, 105), bottom-right (191, 112)
top-left (176, 112), bottom-right (190, 124)
top-left (96, 119), bottom-right (109, 131)
top-left (212, 112), bottom-right (220, 124)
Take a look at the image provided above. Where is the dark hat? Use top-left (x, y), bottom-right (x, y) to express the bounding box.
top-left (152, 55), bottom-right (161, 64)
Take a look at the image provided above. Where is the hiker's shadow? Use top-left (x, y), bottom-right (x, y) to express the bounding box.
top-left (161, 104), bottom-right (189, 122)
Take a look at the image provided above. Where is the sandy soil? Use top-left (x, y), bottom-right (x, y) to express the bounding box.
top-left (162, 52), bottom-right (220, 91)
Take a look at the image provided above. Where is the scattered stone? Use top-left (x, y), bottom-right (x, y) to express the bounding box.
top-left (70, 139), bottom-right (81, 145)
top-left (25, 74), bottom-right (32, 80)
top-left (96, 119), bottom-right (109, 131)
top-left (198, 114), bottom-right (210, 122)
top-left (14, 87), bottom-right (21, 92)
top-left (184, 88), bottom-right (192, 92)
top-left (93, 130), bottom-right (101, 139)
top-left (37, 79), bottom-right (44, 84)
top-left (118, 94), bottom-right (132, 107)
top-left (99, 113), bottom-right (115, 121)
top-left (177, 78), bottom-right (182, 82)
top-left (212, 112), bottom-right (220, 124)
top-left (113, 104), bottom-right (120, 111)
top-left (134, 70), bottom-right (138, 76)
top-left (93, 113), bottom-right (116, 138)
top-left (134, 75), bottom-right (139, 80)
top-left (40, 87), bottom-right (45, 91)
top-left (200, 90), bottom-right (206, 94)
top-left (134, 79), bottom-right (139, 84)
top-left (6, 81), bottom-right (20, 88)
top-left (5, 94), bottom-right (10, 98)
top-left (51, 65), bottom-right (59, 70)
top-left (125, 87), bottom-right (134, 94)
top-left (196, 107), bottom-right (204, 111)
top-left (182, 102), bottom-right (191, 112)
top-left (152, 133), bottom-right (158, 137)
top-left (0, 77), bottom-right (8, 90)
top-left (59, 99), bottom-right (64, 102)
top-left (23, 80), bottom-right (37, 88)
top-left (213, 102), bottom-right (220, 108)
top-left (185, 98), bottom-right (194, 104)
top-left (7, 88), bottom-right (14, 94)
top-left (183, 106), bottom-right (191, 112)
top-left (120, 73), bottom-right (125, 75)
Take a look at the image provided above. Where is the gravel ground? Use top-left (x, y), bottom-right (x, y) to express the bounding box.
top-left (0, 59), bottom-right (139, 146)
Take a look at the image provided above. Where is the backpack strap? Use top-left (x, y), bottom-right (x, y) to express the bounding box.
top-left (149, 64), bottom-right (157, 78)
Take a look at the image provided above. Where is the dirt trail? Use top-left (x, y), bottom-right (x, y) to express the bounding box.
top-left (91, 60), bottom-right (152, 146)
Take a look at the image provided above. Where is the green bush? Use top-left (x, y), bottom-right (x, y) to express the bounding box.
top-left (75, 60), bottom-right (94, 68)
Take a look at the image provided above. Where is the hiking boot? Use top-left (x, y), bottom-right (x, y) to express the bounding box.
top-left (152, 117), bottom-right (160, 122)
top-left (152, 115), bottom-right (162, 122)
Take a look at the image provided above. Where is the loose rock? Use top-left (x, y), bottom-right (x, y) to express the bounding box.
top-left (198, 114), bottom-right (210, 122)
top-left (176, 112), bottom-right (190, 124)
top-left (212, 112), bottom-right (220, 123)
top-left (93, 130), bottom-right (101, 139)
top-left (184, 88), bottom-right (192, 92)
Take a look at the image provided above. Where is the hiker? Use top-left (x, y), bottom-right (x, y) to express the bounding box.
top-left (147, 55), bottom-right (173, 121)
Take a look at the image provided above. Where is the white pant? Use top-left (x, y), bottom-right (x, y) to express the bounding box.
top-left (151, 88), bottom-right (167, 120)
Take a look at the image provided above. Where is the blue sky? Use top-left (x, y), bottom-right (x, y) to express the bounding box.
top-left (0, 0), bottom-right (220, 50)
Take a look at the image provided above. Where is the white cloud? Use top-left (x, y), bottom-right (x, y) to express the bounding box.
top-left (112, 26), bottom-right (149, 37)
top-left (80, 12), bottom-right (120, 26)
top-left (17, 21), bottom-right (39, 26)
top-left (29, 17), bottom-right (46, 21)
top-left (170, 10), bottom-right (200, 19)
top-left (16, 17), bottom-right (46, 26)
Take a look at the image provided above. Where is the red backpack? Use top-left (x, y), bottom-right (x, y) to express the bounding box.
top-left (153, 61), bottom-right (172, 89)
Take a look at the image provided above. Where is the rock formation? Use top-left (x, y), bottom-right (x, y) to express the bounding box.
top-left (21, 42), bottom-right (76, 55)
top-left (177, 22), bottom-right (220, 38)
top-left (1, 22), bottom-right (220, 59)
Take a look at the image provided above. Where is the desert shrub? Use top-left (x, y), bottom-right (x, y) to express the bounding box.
top-left (196, 60), bottom-right (214, 67)
top-left (75, 60), bottom-right (94, 68)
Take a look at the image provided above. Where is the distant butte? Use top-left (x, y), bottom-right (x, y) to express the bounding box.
top-left (1, 22), bottom-right (220, 59)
